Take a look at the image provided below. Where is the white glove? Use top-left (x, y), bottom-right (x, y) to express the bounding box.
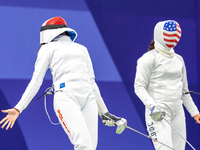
top-left (150, 106), bottom-right (166, 121)
top-left (101, 112), bottom-right (121, 126)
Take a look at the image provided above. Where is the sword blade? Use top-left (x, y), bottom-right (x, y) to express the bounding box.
top-left (126, 125), bottom-right (175, 150)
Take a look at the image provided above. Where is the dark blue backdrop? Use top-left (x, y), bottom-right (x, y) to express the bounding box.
top-left (0, 0), bottom-right (199, 150)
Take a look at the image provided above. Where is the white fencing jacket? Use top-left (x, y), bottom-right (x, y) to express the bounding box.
top-left (15, 35), bottom-right (108, 114)
top-left (134, 49), bottom-right (199, 117)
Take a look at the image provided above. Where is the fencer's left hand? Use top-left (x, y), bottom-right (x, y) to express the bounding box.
top-left (193, 114), bottom-right (200, 124)
top-left (101, 112), bottom-right (121, 126)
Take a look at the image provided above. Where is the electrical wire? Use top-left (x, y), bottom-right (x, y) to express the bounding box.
top-left (44, 87), bottom-right (60, 125)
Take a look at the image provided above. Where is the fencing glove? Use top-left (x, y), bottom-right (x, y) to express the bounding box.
top-left (101, 112), bottom-right (121, 126)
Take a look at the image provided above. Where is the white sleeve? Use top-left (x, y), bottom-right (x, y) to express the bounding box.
top-left (91, 79), bottom-right (108, 114)
top-left (134, 52), bottom-right (157, 110)
top-left (181, 59), bottom-right (199, 117)
top-left (84, 48), bottom-right (108, 114)
top-left (14, 46), bottom-right (51, 113)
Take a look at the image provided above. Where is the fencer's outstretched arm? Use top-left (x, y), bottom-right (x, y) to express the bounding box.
top-left (14, 46), bottom-right (50, 113)
top-left (0, 108), bottom-right (20, 130)
top-left (0, 46), bottom-right (50, 130)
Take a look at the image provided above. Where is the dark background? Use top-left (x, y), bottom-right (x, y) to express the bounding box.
top-left (0, 0), bottom-right (199, 149)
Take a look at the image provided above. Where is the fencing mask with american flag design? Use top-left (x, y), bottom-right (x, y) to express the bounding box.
top-left (154, 20), bottom-right (181, 50)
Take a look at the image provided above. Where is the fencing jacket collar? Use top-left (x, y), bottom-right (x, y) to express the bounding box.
top-left (155, 41), bottom-right (175, 58)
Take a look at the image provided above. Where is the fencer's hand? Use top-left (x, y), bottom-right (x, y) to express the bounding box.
top-left (0, 108), bottom-right (20, 130)
top-left (150, 106), bottom-right (166, 122)
top-left (193, 114), bottom-right (200, 124)
top-left (101, 112), bottom-right (121, 126)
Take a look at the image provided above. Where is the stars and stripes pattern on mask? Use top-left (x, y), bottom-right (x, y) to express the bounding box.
top-left (163, 20), bottom-right (181, 48)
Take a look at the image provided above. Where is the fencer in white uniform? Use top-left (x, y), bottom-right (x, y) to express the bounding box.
top-left (134, 20), bottom-right (200, 150)
top-left (0, 16), bottom-right (125, 150)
